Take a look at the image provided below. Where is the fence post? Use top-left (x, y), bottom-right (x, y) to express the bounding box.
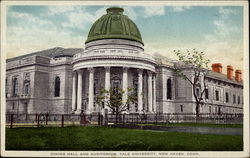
top-left (61, 114), bottom-right (64, 127)
top-left (10, 114), bottom-right (13, 128)
top-left (37, 114), bottom-right (40, 127)
top-left (35, 113), bottom-right (38, 122)
top-left (98, 112), bottom-right (100, 126)
top-left (155, 114), bottom-right (158, 124)
top-left (45, 114), bottom-right (48, 125)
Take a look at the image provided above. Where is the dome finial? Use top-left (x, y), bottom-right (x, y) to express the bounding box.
top-left (106, 7), bottom-right (124, 14)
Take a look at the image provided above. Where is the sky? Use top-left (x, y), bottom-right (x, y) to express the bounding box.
top-left (6, 5), bottom-right (244, 74)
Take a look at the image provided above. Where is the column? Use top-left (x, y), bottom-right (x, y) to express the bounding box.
top-left (148, 71), bottom-right (153, 113)
top-left (76, 69), bottom-right (83, 113)
top-left (105, 66), bottom-right (110, 110)
top-left (71, 71), bottom-right (77, 112)
top-left (87, 67), bottom-right (94, 114)
top-left (138, 69), bottom-right (143, 113)
top-left (122, 67), bottom-right (128, 104)
top-left (153, 74), bottom-right (157, 113)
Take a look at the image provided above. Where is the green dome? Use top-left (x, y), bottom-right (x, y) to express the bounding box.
top-left (85, 7), bottom-right (143, 45)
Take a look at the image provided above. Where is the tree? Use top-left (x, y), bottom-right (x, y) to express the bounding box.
top-left (96, 87), bottom-right (137, 124)
top-left (174, 49), bottom-right (210, 117)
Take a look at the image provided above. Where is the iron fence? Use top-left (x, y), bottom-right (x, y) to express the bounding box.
top-left (5, 113), bottom-right (104, 128)
top-left (107, 113), bottom-right (243, 124)
top-left (5, 112), bottom-right (243, 128)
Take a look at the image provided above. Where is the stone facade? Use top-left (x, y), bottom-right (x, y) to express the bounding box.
top-left (5, 7), bottom-right (243, 115)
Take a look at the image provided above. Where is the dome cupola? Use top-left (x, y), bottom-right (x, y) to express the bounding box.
top-left (85, 7), bottom-right (143, 45)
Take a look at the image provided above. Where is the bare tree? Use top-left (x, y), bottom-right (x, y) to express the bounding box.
top-left (96, 87), bottom-right (137, 124)
top-left (174, 49), bottom-right (210, 117)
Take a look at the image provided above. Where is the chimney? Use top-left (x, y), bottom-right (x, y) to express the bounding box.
top-left (227, 65), bottom-right (234, 80)
top-left (235, 70), bottom-right (242, 82)
top-left (212, 63), bottom-right (222, 73)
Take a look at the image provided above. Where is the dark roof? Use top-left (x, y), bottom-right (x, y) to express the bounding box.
top-left (6, 47), bottom-right (83, 62)
top-left (207, 70), bottom-right (243, 85)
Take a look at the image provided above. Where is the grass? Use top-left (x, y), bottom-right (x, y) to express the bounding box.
top-left (136, 122), bottom-right (243, 128)
top-left (5, 126), bottom-right (243, 151)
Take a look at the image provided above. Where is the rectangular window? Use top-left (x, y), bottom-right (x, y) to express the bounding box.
top-left (238, 96), bottom-right (240, 104)
top-left (24, 84), bottom-right (29, 95)
top-left (225, 92), bottom-right (229, 103)
top-left (12, 103), bottom-right (15, 110)
top-left (196, 88), bottom-right (200, 97)
top-left (180, 105), bottom-right (183, 112)
top-left (205, 88), bottom-right (209, 99)
top-left (6, 78), bottom-right (8, 98)
top-left (233, 95), bottom-right (236, 104)
top-left (209, 106), bottom-right (211, 113)
top-left (215, 90), bottom-right (219, 101)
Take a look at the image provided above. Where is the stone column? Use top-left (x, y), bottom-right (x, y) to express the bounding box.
top-left (105, 66), bottom-right (110, 110)
top-left (122, 67), bottom-right (128, 104)
top-left (71, 71), bottom-right (77, 112)
top-left (153, 74), bottom-right (157, 113)
top-left (138, 69), bottom-right (143, 113)
top-left (87, 67), bottom-right (94, 114)
top-left (76, 69), bottom-right (83, 113)
top-left (148, 71), bottom-right (153, 113)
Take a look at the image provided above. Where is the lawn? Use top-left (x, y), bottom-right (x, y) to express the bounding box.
top-left (5, 126), bottom-right (243, 151)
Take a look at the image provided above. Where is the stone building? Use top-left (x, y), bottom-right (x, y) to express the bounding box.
top-left (5, 7), bottom-right (243, 115)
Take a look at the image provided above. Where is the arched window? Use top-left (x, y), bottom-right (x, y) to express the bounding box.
top-left (111, 76), bottom-right (121, 93)
top-left (54, 76), bottom-right (60, 97)
top-left (167, 79), bottom-right (172, 99)
top-left (13, 77), bottom-right (18, 97)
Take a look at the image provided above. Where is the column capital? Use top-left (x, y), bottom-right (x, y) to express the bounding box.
top-left (123, 67), bottom-right (129, 71)
top-left (147, 71), bottom-right (153, 76)
top-left (88, 67), bottom-right (94, 73)
top-left (72, 71), bottom-right (77, 75)
top-left (77, 69), bottom-right (84, 73)
top-left (104, 66), bottom-right (110, 71)
top-left (137, 69), bottom-right (143, 74)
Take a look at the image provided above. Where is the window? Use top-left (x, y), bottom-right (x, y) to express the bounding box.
top-left (5, 78), bottom-right (8, 98)
top-left (215, 90), bottom-right (219, 101)
top-left (24, 84), bottom-right (29, 95)
top-left (54, 76), bottom-right (60, 97)
top-left (233, 94), bottom-right (236, 104)
top-left (111, 76), bottom-right (121, 94)
top-left (133, 80), bottom-right (138, 96)
top-left (225, 92), bottom-right (229, 103)
top-left (238, 96), bottom-right (240, 104)
top-left (167, 79), bottom-right (172, 99)
top-left (13, 77), bottom-right (18, 97)
top-left (218, 107), bottom-right (221, 115)
top-left (94, 80), bottom-right (98, 95)
top-left (135, 103), bottom-right (138, 112)
top-left (205, 88), bottom-right (209, 99)
top-left (209, 106), bottom-right (211, 113)
top-left (196, 88), bottom-right (200, 97)
top-left (12, 102), bottom-right (15, 110)
top-left (180, 105), bottom-right (183, 112)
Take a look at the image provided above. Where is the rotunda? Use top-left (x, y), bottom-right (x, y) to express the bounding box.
top-left (71, 7), bottom-right (157, 114)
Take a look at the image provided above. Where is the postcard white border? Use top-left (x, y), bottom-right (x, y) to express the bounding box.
top-left (1, 1), bottom-right (249, 157)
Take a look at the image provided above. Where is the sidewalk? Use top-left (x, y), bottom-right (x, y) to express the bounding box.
top-left (111, 124), bottom-right (243, 136)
